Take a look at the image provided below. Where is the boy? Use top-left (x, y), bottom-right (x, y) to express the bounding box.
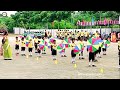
top-left (37, 40), bottom-right (41, 57)
top-left (15, 37), bottom-right (20, 55)
top-left (51, 40), bottom-right (57, 60)
top-left (42, 37), bottom-right (46, 54)
top-left (78, 37), bottom-right (85, 60)
top-left (70, 38), bottom-right (76, 64)
top-left (21, 37), bottom-right (26, 56)
top-left (34, 36), bottom-right (38, 53)
top-left (102, 38), bottom-right (107, 55)
top-left (28, 39), bottom-right (33, 56)
top-left (61, 37), bottom-right (67, 57)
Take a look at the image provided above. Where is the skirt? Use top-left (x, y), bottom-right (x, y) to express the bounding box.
top-left (89, 52), bottom-right (95, 61)
top-left (21, 47), bottom-right (25, 51)
top-left (15, 44), bottom-right (19, 50)
top-left (102, 48), bottom-right (106, 52)
top-left (71, 50), bottom-right (76, 57)
top-left (52, 49), bottom-right (57, 55)
top-left (28, 48), bottom-right (33, 52)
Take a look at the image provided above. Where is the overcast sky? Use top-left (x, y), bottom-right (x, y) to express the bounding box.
top-left (0, 11), bottom-right (17, 17)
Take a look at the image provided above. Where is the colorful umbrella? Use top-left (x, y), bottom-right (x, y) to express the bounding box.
top-left (64, 38), bottom-right (71, 43)
top-left (73, 45), bottom-right (81, 55)
top-left (26, 41), bottom-right (29, 47)
top-left (59, 49), bottom-right (65, 54)
top-left (19, 35), bottom-right (23, 39)
top-left (87, 38), bottom-right (100, 52)
top-left (57, 44), bottom-right (64, 51)
top-left (102, 40), bottom-right (110, 48)
top-left (49, 38), bottom-right (55, 44)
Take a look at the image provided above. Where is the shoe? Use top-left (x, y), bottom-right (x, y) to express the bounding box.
top-left (79, 57), bottom-right (81, 60)
top-left (82, 57), bottom-right (84, 59)
top-left (72, 61), bottom-right (75, 64)
top-left (44, 53), bottom-right (46, 54)
top-left (99, 56), bottom-right (102, 58)
top-left (92, 65), bottom-right (96, 67)
top-left (94, 60), bottom-right (98, 62)
top-left (61, 55), bottom-right (64, 57)
top-left (64, 55), bottom-right (67, 57)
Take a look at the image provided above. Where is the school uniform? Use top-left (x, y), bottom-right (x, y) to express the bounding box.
top-left (21, 40), bottom-right (26, 55)
top-left (52, 44), bottom-right (57, 56)
top-left (37, 43), bottom-right (41, 57)
top-left (15, 40), bottom-right (19, 50)
top-left (34, 38), bottom-right (38, 52)
top-left (28, 41), bottom-right (33, 52)
top-left (71, 43), bottom-right (76, 58)
top-left (102, 40), bottom-right (107, 55)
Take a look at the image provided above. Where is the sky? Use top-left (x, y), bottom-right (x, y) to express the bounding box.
top-left (0, 11), bottom-right (17, 17)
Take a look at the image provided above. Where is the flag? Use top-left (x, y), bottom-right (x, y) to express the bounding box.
top-left (119, 16), bottom-right (120, 24)
top-left (92, 17), bottom-right (94, 26)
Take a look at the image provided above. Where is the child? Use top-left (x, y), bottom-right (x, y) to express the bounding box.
top-left (15, 37), bottom-right (20, 55)
top-left (34, 36), bottom-right (38, 53)
top-left (28, 39), bottom-right (33, 56)
top-left (78, 37), bottom-right (85, 60)
top-left (61, 37), bottom-right (67, 57)
top-left (21, 37), bottom-right (26, 56)
top-left (102, 38), bottom-right (107, 55)
top-left (51, 40), bottom-right (57, 60)
top-left (88, 51), bottom-right (96, 67)
top-left (37, 40), bottom-right (41, 57)
top-left (70, 38), bottom-right (76, 64)
top-left (42, 37), bottom-right (46, 54)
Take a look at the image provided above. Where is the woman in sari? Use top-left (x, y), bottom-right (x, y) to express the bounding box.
top-left (2, 32), bottom-right (12, 60)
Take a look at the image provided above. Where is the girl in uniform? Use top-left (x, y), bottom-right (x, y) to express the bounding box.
top-left (60, 37), bottom-right (67, 57)
top-left (21, 37), bottom-right (26, 56)
top-left (70, 38), bottom-right (76, 64)
top-left (78, 37), bottom-right (85, 60)
top-left (37, 40), bottom-right (41, 57)
top-left (28, 39), bottom-right (33, 56)
top-left (51, 40), bottom-right (57, 60)
top-left (34, 36), bottom-right (38, 53)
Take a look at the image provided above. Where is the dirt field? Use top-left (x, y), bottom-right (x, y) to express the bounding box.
top-left (0, 35), bottom-right (120, 79)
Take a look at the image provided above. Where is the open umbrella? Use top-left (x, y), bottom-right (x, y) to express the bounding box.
top-left (26, 41), bottom-right (29, 47)
top-left (73, 45), bottom-right (81, 55)
top-left (49, 38), bottom-right (55, 44)
top-left (102, 40), bottom-right (110, 48)
top-left (64, 38), bottom-right (71, 43)
top-left (57, 44), bottom-right (64, 51)
top-left (87, 38), bottom-right (100, 52)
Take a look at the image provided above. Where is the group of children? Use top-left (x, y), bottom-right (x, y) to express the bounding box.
top-left (14, 31), bottom-right (110, 67)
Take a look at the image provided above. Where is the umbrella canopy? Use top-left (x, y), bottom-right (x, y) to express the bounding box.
top-left (87, 38), bottom-right (100, 52)
top-left (26, 40), bottom-right (29, 47)
top-left (73, 45), bottom-right (81, 55)
top-left (59, 49), bottom-right (65, 54)
top-left (49, 38), bottom-right (55, 44)
top-left (57, 44), bottom-right (64, 51)
top-left (64, 38), bottom-right (71, 43)
top-left (102, 40), bottom-right (110, 48)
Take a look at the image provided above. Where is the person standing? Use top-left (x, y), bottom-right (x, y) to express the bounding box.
top-left (2, 32), bottom-right (12, 60)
